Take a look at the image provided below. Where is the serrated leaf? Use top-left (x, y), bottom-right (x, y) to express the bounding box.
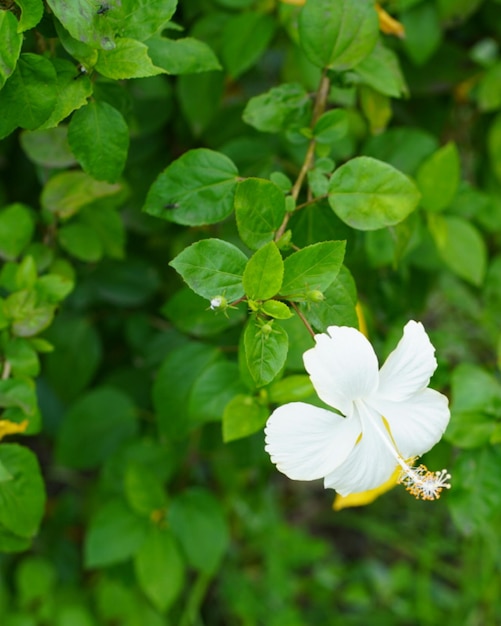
top-left (299, 0), bottom-right (378, 70)
top-left (170, 238), bottom-right (248, 302)
top-left (46, 0), bottom-right (117, 50)
top-left (222, 394), bottom-right (269, 442)
top-left (95, 38), bottom-right (163, 79)
top-left (244, 318), bottom-right (288, 387)
top-left (243, 242), bottom-right (284, 300)
top-left (143, 148), bottom-right (239, 226)
top-left (234, 178), bottom-right (286, 250)
top-left (39, 58), bottom-right (93, 130)
top-left (328, 156), bottom-right (420, 230)
top-left (68, 101), bottom-right (129, 183)
top-left (147, 37), bottom-right (221, 74)
top-left (280, 241), bottom-right (345, 299)
top-left (134, 527), bottom-right (184, 613)
top-left (0, 10), bottom-right (23, 89)
top-left (111, 0), bottom-right (177, 41)
top-left (302, 265), bottom-right (358, 332)
top-left (416, 142), bottom-right (460, 212)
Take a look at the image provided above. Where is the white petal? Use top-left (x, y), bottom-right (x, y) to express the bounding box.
top-left (264, 402), bottom-right (360, 481)
top-left (377, 321), bottom-right (437, 401)
top-left (323, 401), bottom-right (398, 495)
top-left (368, 388), bottom-right (450, 460)
top-left (303, 326), bottom-right (379, 416)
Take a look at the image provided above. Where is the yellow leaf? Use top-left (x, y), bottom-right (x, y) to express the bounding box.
top-left (332, 466), bottom-right (399, 511)
top-left (278, 0), bottom-right (305, 4)
top-left (376, 3), bottom-right (405, 38)
top-left (0, 419), bottom-right (29, 441)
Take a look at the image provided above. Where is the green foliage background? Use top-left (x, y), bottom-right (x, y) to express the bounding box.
top-left (1, 0), bottom-right (501, 624)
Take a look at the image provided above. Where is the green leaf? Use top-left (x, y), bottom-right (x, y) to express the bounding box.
top-left (84, 499), bottom-right (147, 568)
top-left (313, 109), bottom-right (349, 144)
top-left (477, 61), bottom-right (501, 112)
top-left (221, 12), bottom-right (275, 79)
top-left (153, 342), bottom-right (220, 439)
top-left (20, 126), bottom-right (77, 168)
top-left (95, 38), bottom-right (163, 79)
top-left (487, 112), bottom-right (501, 183)
top-left (222, 394), bottom-right (269, 442)
top-left (110, 0), bottom-right (177, 41)
top-left (143, 148), bottom-right (239, 226)
top-left (0, 53), bottom-right (57, 138)
top-left (188, 361), bottom-right (246, 424)
top-left (41, 171), bottom-right (123, 219)
top-left (429, 215), bottom-right (486, 286)
top-left (124, 462), bottom-right (167, 517)
top-left (68, 101), bottom-right (129, 183)
top-left (0, 10), bottom-right (23, 89)
top-left (268, 375), bottom-right (315, 404)
top-left (299, 0), bottom-right (378, 70)
top-left (54, 18), bottom-right (99, 67)
top-left (0, 204), bottom-right (34, 261)
top-left (36, 274), bottom-right (74, 303)
top-left (354, 42), bottom-right (408, 98)
top-left (170, 238), bottom-right (248, 302)
top-left (80, 205), bottom-right (126, 260)
top-left (46, 0), bottom-right (117, 50)
top-left (178, 71), bottom-right (224, 136)
top-left (401, 1), bottom-right (441, 66)
top-left (416, 142), bottom-right (460, 212)
top-left (58, 222), bottom-right (104, 262)
top-left (15, 556), bottom-right (56, 607)
top-left (13, 0), bottom-right (44, 32)
top-left (0, 378), bottom-right (37, 417)
top-left (57, 387), bottom-right (137, 470)
top-left (359, 86), bottom-right (392, 135)
top-left (244, 318), bottom-right (288, 387)
top-left (169, 488), bottom-right (229, 574)
top-left (242, 83), bottom-right (311, 133)
top-left (38, 58), bottom-right (93, 130)
top-left (0, 444), bottom-right (45, 539)
top-left (4, 291), bottom-right (55, 338)
top-left (44, 313), bottom-right (102, 402)
top-left (243, 242), bottom-right (284, 301)
top-left (5, 338), bottom-right (40, 377)
top-left (302, 265), bottom-right (358, 332)
top-left (134, 527), bottom-right (185, 613)
top-left (260, 300), bottom-right (293, 320)
top-left (280, 241), bottom-right (345, 299)
top-left (146, 37), bottom-right (221, 74)
top-left (234, 178), bottom-right (286, 250)
top-left (328, 156), bottom-right (421, 230)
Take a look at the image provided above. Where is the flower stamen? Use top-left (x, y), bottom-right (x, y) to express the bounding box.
top-left (397, 463), bottom-right (451, 501)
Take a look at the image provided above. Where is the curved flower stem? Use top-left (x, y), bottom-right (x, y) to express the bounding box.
top-left (290, 301), bottom-right (315, 339)
top-left (275, 69), bottom-right (331, 241)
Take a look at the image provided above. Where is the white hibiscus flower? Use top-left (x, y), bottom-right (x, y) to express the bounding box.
top-left (265, 321), bottom-right (451, 500)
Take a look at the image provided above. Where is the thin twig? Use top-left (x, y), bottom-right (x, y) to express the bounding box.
top-left (290, 301), bottom-right (315, 339)
top-left (275, 69), bottom-right (331, 240)
top-left (1, 360), bottom-right (11, 380)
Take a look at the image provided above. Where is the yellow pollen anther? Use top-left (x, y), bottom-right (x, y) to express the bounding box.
top-left (397, 463), bottom-right (451, 501)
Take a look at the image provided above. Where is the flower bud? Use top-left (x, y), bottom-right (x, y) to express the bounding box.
top-left (306, 289), bottom-right (325, 302)
top-left (210, 295), bottom-right (228, 310)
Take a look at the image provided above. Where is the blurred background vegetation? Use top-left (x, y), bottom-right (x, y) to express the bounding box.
top-left (1, 0), bottom-right (501, 624)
